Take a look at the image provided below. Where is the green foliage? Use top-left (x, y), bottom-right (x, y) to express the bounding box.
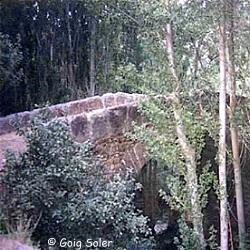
top-left (0, 213), bottom-right (6, 234)
top-left (159, 177), bottom-right (189, 213)
top-left (174, 217), bottom-right (219, 250)
top-left (1, 0), bottom-right (250, 248)
top-left (111, 62), bottom-right (172, 95)
top-left (0, 116), bottom-right (154, 249)
top-left (206, 225), bottom-right (219, 250)
top-left (133, 96), bottom-right (217, 169)
top-left (131, 95), bottom-right (218, 248)
top-left (173, 217), bottom-right (217, 250)
top-left (0, 33), bottom-right (23, 115)
top-left (111, 63), bottom-right (143, 93)
top-left (0, 0), bottom-right (144, 114)
top-left (113, 1), bottom-right (228, 248)
top-left (198, 163), bottom-right (218, 208)
top-left (174, 217), bottom-right (199, 250)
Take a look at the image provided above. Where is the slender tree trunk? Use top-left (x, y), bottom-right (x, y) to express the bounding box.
top-left (49, 27), bottom-right (54, 63)
top-left (226, 0), bottom-right (246, 248)
top-left (66, 1), bottom-right (75, 90)
top-left (218, 3), bottom-right (229, 248)
top-left (165, 23), bottom-right (206, 250)
top-left (230, 115), bottom-right (245, 249)
top-left (173, 102), bottom-right (206, 249)
top-left (104, 34), bottom-right (109, 88)
top-left (89, 17), bottom-right (96, 96)
top-left (165, 24), bottom-right (178, 85)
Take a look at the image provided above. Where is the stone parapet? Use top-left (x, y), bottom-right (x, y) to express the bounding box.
top-left (0, 92), bottom-right (144, 136)
top-left (0, 92), bottom-right (147, 170)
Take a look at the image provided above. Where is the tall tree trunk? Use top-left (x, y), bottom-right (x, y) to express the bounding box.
top-left (89, 17), bottom-right (96, 96)
top-left (226, 0), bottom-right (246, 248)
top-left (104, 34), bottom-right (110, 89)
top-left (165, 23), bottom-right (206, 250)
top-left (218, 2), bottom-right (228, 248)
top-left (66, 1), bottom-right (75, 91)
top-left (49, 27), bottom-right (54, 63)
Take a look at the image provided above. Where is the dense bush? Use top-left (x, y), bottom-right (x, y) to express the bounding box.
top-left (0, 116), bottom-right (154, 249)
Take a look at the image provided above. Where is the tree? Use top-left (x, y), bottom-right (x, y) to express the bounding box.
top-left (226, 0), bottom-right (246, 248)
top-left (0, 0), bottom-right (142, 114)
top-left (165, 22), bottom-right (206, 249)
top-left (218, 0), bottom-right (228, 248)
top-left (88, 16), bottom-right (97, 96)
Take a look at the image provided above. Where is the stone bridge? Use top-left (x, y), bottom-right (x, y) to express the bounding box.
top-left (3, 92), bottom-right (250, 231)
top-left (0, 92), bottom-right (147, 171)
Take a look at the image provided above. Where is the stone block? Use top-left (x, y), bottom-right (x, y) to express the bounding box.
top-left (86, 96), bottom-right (103, 111)
top-left (70, 115), bottom-right (89, 142)
top-left (67, 101), bottom-right (81, 115)
top-left (116, 93), bottom-right (133, 105)
top-left (50, 103), bottom-right (69, 117)
top-left (103, 93), bottom-right (116, 108)
top-left (90, 110), bottom-right (111, 141)
top-left (108, 106), bottom-right (127, 135)
top-left (77, 100), bottom-right (90, 113)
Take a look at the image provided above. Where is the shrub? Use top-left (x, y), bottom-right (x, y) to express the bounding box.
top-left (0, 116), bottom-right (154, 249)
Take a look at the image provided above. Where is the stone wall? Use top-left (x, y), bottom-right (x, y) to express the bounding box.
top-left (0, 92), bottom-right (147, 170)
